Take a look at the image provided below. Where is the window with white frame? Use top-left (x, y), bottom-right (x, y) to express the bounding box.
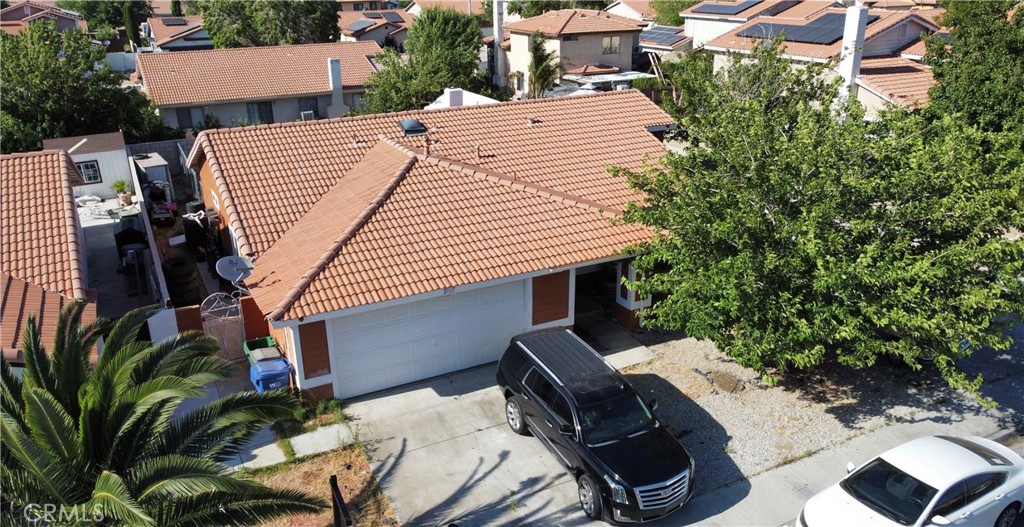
top-left (75, 161), bottom-right (102, 184)
top-left (602, 35), bottom-right (620, 54)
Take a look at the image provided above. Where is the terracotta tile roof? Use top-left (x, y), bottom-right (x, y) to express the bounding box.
top-left (1, 272), bottom-right (97, 364)
top-left (611, 0), bottom-right (654, 19)
top-left (898, 37), bottom-right (927, 59)
top-left (911, 7), bottom-right (945, 26)
top-left (863, 0), bottom-right (916, 8)
top-left (1, 150), bottom-right (86, 299)
top-left (245, 137), bottom-right (655, 321)
top-left (137, 41), bottom-right (382, 107)
top-left (564, 63), bottom-right (622, 75)
top-left (146, 15), bottom-right (205, 46)
top-left (43, 131), bottom-right (126, 156)
top-left (683, 0), bottom-right (834, 21)
top-left (856, 55), bottom-right (934, 108)
top-left (505, 9), bottom-right (646, 36)
top-left (408, 0), bottom-right (486, 16)
top-left (706, 8), bottom-right (937, 61)
top-left (0, 1), bottom-right (87, 33)
top-left (0, 1), bottom-right (84, 21)
top-left (189, 91), bottom-right (672, 319)
top-left (338, 9), bottom-right (413, 36)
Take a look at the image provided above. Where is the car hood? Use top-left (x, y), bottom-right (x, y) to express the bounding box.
top-left (590, 424), bottom-right (691, 486)
top-left (802, 484), bottom-right (904, 527)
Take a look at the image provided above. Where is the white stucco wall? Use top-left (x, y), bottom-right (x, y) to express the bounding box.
top-left (605, 2), bottom-right (646, 21)
top-left (507, 31), bottom-right (638, 96)
top-left (685, 18), bottom-right (742, 48)
top-left (159, 91), bottom-right (365, 129)
top-left (68, 150), bottom-right (132, 199)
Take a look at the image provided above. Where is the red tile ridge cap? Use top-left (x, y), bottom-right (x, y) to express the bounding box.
top-left (193, 131), bottom-right (254, 259)
top-left (266, 139), bottom-right (417, 321)
top-left (56, 150), bottom-right (86, 300)
top-left (416, 153), bottom-right (623, 220)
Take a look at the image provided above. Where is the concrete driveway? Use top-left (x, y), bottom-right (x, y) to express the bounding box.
top-left (344, 327), bottom-right (655, 527)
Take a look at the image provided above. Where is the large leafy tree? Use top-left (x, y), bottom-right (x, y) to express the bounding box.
top-left (0, 22), bottom-right (174, 154)
top-left (620, 40), bottom-right (1024, 394)
top-left (363, 7), bottom-right (484, 113)
top-left (1, 304), bottom-right (325, 525)
top-left (526, 31), bottom-right (560, 98)
top-left (651, 0), bottom-right (698, 26)
top-left (924, 0), bottom-right (1024, 133)
top-left (198, 0), bottom-right (340, 48)
top-left (57, 0), bottom-right (153, 32)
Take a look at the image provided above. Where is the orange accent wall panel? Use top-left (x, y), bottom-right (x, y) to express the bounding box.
top-left (298, 320), bottom-right (332, 379)
top-left (532, 271), bottom-right (570, 325)
top-left (174, 305), bottom-right (203, 333)
top-left (240, 295), bottom-right (270, 340)
top-left (307, 383), bottom-right (335, 401)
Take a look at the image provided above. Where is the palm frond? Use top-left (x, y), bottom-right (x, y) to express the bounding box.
top-left (85, 471), bottom-right (156, 526)
top-left (134, 331), bottom-right (226, 385)
top-left (158, 486), bottom-right (326, 527)
top-left (23, 387), bottom-right (86, 475)
top-left (127, 454), bottom-right (255, 503)
top-left (18, 314), bottom-right (54, 396)
top-left (97, 305), bottom-right (159, 370)
top-left (1, 356), bottom-right (25, 431)
top-left (0, 413), bottom-right (84, 503)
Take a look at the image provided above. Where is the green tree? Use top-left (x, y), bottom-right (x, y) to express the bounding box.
top-left (924, 1), bottom-right (1024, 132)
top-left (198, 0), bottom-right (340, 48)
top-left (506, 0), bottom-right (608, 18)
top-left (619, 40), bottom-right (1024, 394)
top-left (363, 7), bottom-right (484, 113)
top-left (651, 0), bottom-right (698, 26)
top-left (1, 304), bottom-right (325, 524)
top-left (526, 31), bottom-right (561, 98)
top-left (171, 0), bottom-right (184, 16)
top-left (57, 0), bottom-right (153, 31)
top-left (1, 22), bottom-right (176, 154)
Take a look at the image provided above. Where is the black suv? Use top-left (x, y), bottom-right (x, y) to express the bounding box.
top-left (495, 329), bottom-right (695, 524)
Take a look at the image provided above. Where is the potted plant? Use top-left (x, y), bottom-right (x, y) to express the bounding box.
top-left (111, 180), bottom-right (132, 205)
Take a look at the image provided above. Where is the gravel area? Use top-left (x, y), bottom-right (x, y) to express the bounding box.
top-left (620, 330), bottom-right (1003, 497)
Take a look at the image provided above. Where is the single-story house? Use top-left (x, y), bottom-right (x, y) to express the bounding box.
top-left (140, 15), bottom-right (212, 52)
top-left (186, 90), bottom-right (671, 400)
top-left (136, 41), bottom-right (382, 132)
top-left (503, 9), bottom-right (646, 97)
top-left (1, 150), bottom-right (97, 364)
top-left (681, 0), bottom-right (836, 48)
top-left (0, 0), bottom-right (87, 35)
top-left (337, 9), bottom-right (412, 50)
top-left (705, 6), bottom-right (940, 118)
top-left (42, 131), bottom-right (131, 200)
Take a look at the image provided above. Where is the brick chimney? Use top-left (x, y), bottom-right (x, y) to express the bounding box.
top-left (326, 57), bottom-right (349, 118)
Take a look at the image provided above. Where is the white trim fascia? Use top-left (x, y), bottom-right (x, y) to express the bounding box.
top-left (270, 254), bottom-right (634, 329)
top-left (291, 326), bottom-right (307, 387)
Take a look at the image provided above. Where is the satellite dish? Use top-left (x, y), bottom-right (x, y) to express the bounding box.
top-left (215, 256), bottom-right (255, 283)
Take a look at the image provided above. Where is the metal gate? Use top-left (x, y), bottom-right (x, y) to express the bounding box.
top-left (201, 292), bottom-right (245, 362)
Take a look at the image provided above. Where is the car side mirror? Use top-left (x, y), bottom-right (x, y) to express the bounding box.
top-left (559, 423), bottom-right (574, 437)
top-left (846, 462), bottom-right (856, 474)
top-left (930, 515), bottom-right (951, 526)
top-left (648, 398), bottom-right (658, 410)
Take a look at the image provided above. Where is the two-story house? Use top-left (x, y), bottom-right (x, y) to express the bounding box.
top-left (337, 9), bottom-right (412, 50)
top-left (604, 0), bottom-right (655, 22)
top-left (136, 41), bottom-right (381, 132)
top-left (503, 9), bottom-right (646, 97)
top-left (681, 0), bottom-right (836, 48)
top-left (0, 0), bottom-right (86, 35)
top-left (140, 16), bottom-right (213, 52)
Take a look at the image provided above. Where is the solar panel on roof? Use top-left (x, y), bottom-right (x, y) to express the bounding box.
top-left (737, 13), bottom-right (879, 45)
top-left (382, 12), bottom-right (404, 23)
top-left (364, 11), bottom-right (383, 18)
top-left (346, 19), bottom-right (375, 32)
top-left (162, 17), bottom-right (187, 26)
top-left (691, 0), bottom-right (763, 16)
top-left (641, 26), bottom-right (686, 47)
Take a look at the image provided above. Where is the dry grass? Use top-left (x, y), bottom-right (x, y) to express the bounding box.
top-left (250, 446), bottom-right (399, 527)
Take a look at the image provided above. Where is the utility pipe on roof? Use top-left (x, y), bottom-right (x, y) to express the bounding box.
top-left (837, 0), bottom-right (869, 104)
top-left (492, 0), bottom-right (506, 90)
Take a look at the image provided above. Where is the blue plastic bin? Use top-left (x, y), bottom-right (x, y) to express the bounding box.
top-left (250, 357), bottom-right (292, 393)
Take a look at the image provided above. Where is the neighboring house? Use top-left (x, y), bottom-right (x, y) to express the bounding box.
top-left (136, 41), bottom-right (382, 131)
top-left (604, 0), bottom-right (654, 22)
top-left (337, 9), bottom-right (412, 50)
top-left (406, 0), bottom-right (485, 17)
top-left (0, 0), bottom-right (87, 36)
top-left (42, 132), bottom-right (131, 200)
top-left (1, 150), bottom-right (97, 365)
top-left (639, 24), bottom-right (692, 56)
top-left (186, 90), bottom-right (672, 400)
top-left (503, 9), bottom-right (646, 97)
top-left (681, 0), bottom-right (836, 48)
top-left (706, 6), bottom-right (940, 118)
top-left (140, 16), bottom-right (212, 52)
top-left (338, 0), bottom-right (398, 12)
top-left (423, 87), bottom-right (499, 109)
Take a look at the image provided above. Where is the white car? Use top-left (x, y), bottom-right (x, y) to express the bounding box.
top-left (798, 435), bottom-right (1023, 527)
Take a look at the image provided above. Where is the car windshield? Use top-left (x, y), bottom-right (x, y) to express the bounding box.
top-left (578, 393), bottom-right (653, 446)
top-left (840, 458), bottom-right (938, 526)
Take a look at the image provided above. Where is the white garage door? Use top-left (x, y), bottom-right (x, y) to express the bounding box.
top-left (330, 280), bottom-right (528, 399)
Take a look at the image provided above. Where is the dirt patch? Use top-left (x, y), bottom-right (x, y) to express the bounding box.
top-left (250, 446), bottom-right (399, 527)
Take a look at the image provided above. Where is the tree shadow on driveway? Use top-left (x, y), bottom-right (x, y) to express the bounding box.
top-left (624, 373), bottom-right (750, 524)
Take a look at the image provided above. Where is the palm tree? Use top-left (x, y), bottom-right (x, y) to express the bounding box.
top-left (1, 303), bottom-right (325, 525)
top-left (527, 31), bottom-right (563, 99)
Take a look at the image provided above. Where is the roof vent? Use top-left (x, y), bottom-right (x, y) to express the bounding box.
top-left (398, 119), bottom-right (428, 137)
top-left (526, 116), bottom-right (541, 127)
